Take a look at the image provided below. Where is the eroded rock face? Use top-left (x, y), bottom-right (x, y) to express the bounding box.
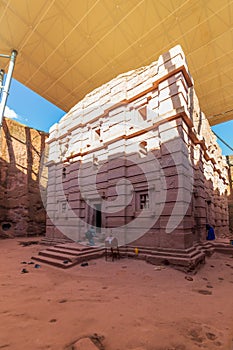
top-left (0, 118), bottom-right (48, 238)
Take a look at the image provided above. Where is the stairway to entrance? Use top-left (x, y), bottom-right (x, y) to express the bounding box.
top-left (32, 242), bottom-right (105, 269)
top-left (32, 239), bottom-right (233, 272)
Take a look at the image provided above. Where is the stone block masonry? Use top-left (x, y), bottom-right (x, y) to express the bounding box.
top-left (45, 45), bottom-right (229, 250)
top-left (0, 118), bottom-right (48, 238)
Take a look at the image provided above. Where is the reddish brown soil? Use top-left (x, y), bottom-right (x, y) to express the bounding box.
top-left (0, 238), bottom-right (233, 350)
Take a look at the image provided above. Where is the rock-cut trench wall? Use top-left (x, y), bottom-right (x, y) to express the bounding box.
top-left (0, 117), bottom-right (48, 238)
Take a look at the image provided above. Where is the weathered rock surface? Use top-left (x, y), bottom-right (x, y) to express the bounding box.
top-left (227, 155), bottom-right (233, 235)
top-left (0, 118), bottom-right (48, 238)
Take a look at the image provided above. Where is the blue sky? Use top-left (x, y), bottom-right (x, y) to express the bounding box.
top-left (3, 78), bottom-right (233, 156)
top-left (212, 122), bottom-right (233, 156)
top-left (5, 78), bottom-right (65, 133)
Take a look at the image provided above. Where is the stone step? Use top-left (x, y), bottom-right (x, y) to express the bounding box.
top-left (32, 250), bottom-right (105, 268)
top-left (45, 247), bottom-right (104, 257)
top-left (193, 242), bottom-right (214, 252)
top-left (121, 244), bottom-right (206, 272)
top-left (41, 237), bottom-right (72, 241)
top-left (39, 247), bottom-right (104, 261)
top-left (126, 250), bottom-right (201, 262)
top-left (31, 255), bottom-right (75, 268)
top-left (40, 237), bottom-right (73, 246)
top-left (39, 250), bottom-right (77, 261)
top-left (120, 246), bottom-right (199, 259)
top-left (33, 242), bottom-right (205, 271)
top-left (145, 251), bottom-right (205, 272)
top-left (55, 243), bottom-right (95, 252)
top-left (125, 244), bottom-right (197, 255)
top-left (214, 246), bottom-right (233, 255)
top-left (46, 247), bottom-right (80, 256)
top-left (55, 242), bottom-right (102, 252)
top-left (213, 242), bottom-right (233, 248)
top-left (199, 248), bottom-right (215, 257)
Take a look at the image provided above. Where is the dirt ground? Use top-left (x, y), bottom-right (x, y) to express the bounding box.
top-left (0, 238), bottom-right (233, 350)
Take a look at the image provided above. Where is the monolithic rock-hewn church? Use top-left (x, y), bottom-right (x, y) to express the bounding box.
top-left (45, 46), bottom-right (229, 259)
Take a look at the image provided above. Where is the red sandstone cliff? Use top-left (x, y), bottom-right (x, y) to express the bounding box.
top-left (0, 117), bottom-right (48, 238)
top-left (227, 155), bottom-right (233, 234)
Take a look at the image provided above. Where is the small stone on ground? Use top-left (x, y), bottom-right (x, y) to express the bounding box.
top-left (73, 338), bottom-right (99, 350)
top-left (185, 276), bottom-right (193, 281)
top-left (197, 289), bottom-right (212, 295)
top-left (206, 332), bottom-right (217, 340)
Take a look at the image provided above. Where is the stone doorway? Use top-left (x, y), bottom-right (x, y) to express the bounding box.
top-left (94, 204), bottom-right (102, 234)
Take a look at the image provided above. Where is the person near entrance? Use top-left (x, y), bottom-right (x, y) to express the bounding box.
top-left (206, 224), bottom-right (215, 241)
top-left (85, 226), bottom-right (96, 246)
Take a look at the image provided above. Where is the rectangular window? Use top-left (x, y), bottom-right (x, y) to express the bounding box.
top-left (94, 128), bottom-right (100, 141)
top-left (62, 202), bottom-right (67, 213)
top-left (140, 193), bottom-right (149, 209)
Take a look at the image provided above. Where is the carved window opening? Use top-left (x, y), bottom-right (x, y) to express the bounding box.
top-left (140, 193), bottom-right (149, 209)
top-left (61, 202), bottom-right (67, 213)
top-left (139, 141), bottom-right (147, 157)
top-left (94, 128), bottom-right (101, 141)
top-left (138, 106), bottom-right (147, 121)
top-left (62, 167), bottom-right (66, 179)
top-left (93, 154), bottom-right (99, 167)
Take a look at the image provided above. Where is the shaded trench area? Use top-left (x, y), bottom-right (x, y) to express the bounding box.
top-left (0, 117), bottom-right (48, 238)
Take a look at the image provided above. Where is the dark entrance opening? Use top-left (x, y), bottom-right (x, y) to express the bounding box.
top-left (95, 204), bottom-right (102, 234)
top-left (2, 223), bottom-right (11, 231)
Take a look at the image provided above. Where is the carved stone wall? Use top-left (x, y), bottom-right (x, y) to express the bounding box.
top-left (0, 118), bottom-right (48, 238)
top-left (45, 45), bottom-right (229, 248)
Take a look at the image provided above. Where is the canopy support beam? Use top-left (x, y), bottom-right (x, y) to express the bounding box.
top-left (0, 49), bottom-right (18, 128)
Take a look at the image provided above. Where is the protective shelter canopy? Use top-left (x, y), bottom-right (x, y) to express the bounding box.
top-left (0, 0), bottom-right (232, 125)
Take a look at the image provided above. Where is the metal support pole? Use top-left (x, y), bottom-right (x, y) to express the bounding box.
top-left (0, 54), bottom-right (10, 58)
top-left (0, 49), bottom-right (18, 127)
top-left (0, 69), bottom-right (4, 96)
